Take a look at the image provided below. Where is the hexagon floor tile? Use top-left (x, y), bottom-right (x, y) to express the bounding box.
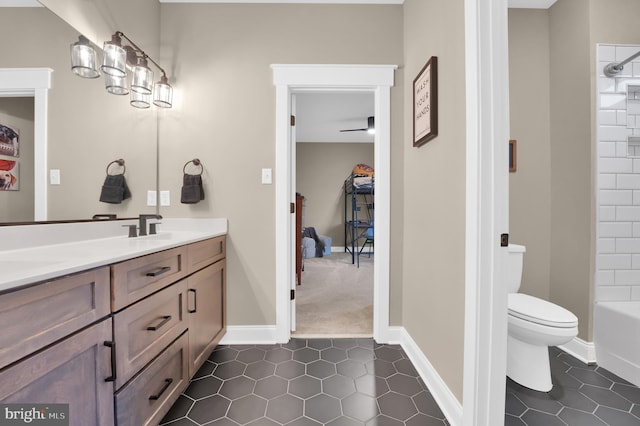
top-left (506, 346), bottom-right (640, 426)
top-left (160, 338), bottom-right (449, 425)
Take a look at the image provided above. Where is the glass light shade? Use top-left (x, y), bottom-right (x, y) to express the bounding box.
top-left (105, 74), bottom-right (129, 95)
top-left (153, 76), bottom-right (173, 108)
top-left (130, 91), bottom-right (150, 109)
top-left (131, 59), bottom-right (153, 95)
top-left (70, 37), bottom-right (99, 78)
top-left (101, 42), bottom-right (127, 77)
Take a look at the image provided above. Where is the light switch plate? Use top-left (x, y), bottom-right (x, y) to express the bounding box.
top-left (262, 168), bottom-right (273, 184)
top-left (50, 169), bottom-right (60, 185)
top-left (160, 190), bottom-right (170, 206)
top-left (147, 190), bottom-right (157, 206)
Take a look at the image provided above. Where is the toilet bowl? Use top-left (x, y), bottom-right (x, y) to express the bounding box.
top-left (506, 245), bottom-right (578, 392)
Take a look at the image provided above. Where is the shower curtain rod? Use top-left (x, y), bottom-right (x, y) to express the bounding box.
top-left (604, 49), bottom-right (640, 77)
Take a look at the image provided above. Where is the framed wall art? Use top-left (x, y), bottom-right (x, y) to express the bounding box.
top-left (413, 56), bottom-right (438, 147)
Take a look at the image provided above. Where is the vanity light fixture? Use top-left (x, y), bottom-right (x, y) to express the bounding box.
top-left (70, 35), bottom-right (100, 79)
top-left (70, 31), bottom-right (173, 109)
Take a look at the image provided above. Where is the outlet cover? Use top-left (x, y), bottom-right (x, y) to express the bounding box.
top-left (262, 168), bottom-right (273, 184)
top-left (50, 169), bottom-right (60, 185)
top-left (147, 190), bottom-right (157, 206)
top-left (160, 190), bottom-right (170, 206)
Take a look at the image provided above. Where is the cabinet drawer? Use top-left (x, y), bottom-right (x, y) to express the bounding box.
top-left (187, 236), bottom-right (226, 274)
top-left (0, 318), bottom-right (114, 426)
top-left (112, 246), bottom-right (188, 311)
top-left (0, 267), bottom-right (110, 368)
top-left (115, 332), bottom-right (189, 426)
top-left (113, 280), bottom-right (187, 389)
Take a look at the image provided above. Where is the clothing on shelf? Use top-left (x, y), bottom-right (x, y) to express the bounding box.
top-left (344, 165), bottom-right (374, 267)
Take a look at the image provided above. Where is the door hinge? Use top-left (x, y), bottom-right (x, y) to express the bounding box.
top-left (291, 115), bottom-right (296, 126)
top-left (290, 202), bottom-right (295, 214)
top-left (290, 289), bottom-right (295, 300)
top-left (500, 233), bottom-right (509, 247)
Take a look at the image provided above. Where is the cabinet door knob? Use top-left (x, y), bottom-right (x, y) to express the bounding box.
top-left (145, 266), bottom-right (172, 277)
top-left (103, 341), bottom-right (116, 382)
top-left (149, 378), bottom-right (173, 401)
top-left (146, 315), bottom-right (172, 331)
top-left (188, 288), bottom-right (197, 314)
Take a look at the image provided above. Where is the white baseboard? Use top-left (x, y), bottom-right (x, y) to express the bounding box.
top-left (388, 327), bottom-right (463, 426)
top-left (558, 337), bottom-right (597, 365)
top-left (219, 325), bottom-right (280, 345)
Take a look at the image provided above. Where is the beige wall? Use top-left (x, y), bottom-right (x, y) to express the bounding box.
top-left (403, 0), bottom-right (466, 401)
top-left (158, 4), bottom-right (404, 325)
top-left (296, 143), bottom-right (374, 247)
top-left (508, 10), bottom-right (552, 300)
top-left (0, 98), bottom-right (34, 222)
top-left (0, 7), bottom-right (159, 222)
top-left (549, 0), bottom-right (593, 340)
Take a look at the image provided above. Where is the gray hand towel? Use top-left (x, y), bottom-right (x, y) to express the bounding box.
top-left (100, 174), bottom-right (131, 204)
top-left (181, 173), bottom-right (204, 204)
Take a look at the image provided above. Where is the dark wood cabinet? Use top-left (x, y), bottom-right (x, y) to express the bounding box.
top-left (187, 259), bottom-right (226, 376)
top-left (0, 235), bottom-right (227, 426)
top-left (0, 319), bottom-right (115, 426)
top-left (296, 194), bottom-right (304, 285)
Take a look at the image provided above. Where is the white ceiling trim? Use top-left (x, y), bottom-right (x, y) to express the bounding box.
top-left (508, 0), bottom-right (557, 8)
top-left (159, 0), bottom-right (404, 4)
top-left (0, 0), bottom-right (42, 6)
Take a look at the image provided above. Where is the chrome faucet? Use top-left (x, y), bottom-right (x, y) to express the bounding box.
top-left (138, 214), bottom-right (163, 236)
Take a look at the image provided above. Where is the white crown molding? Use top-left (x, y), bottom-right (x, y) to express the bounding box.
top-left (0, 0), bottom-right (42, 6)
top-left (159, 0), bottom-right (404, 4)
top-left (508, 0), bottom-right (558, 8)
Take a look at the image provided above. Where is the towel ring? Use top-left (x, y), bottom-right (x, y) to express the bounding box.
top-left (106, 159), bottom-right (126, 175)
top-left (183, 158), bottom-right (203, 175)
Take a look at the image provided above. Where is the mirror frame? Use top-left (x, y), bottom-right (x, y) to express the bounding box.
top-left (0, 68), bottom-right (52, 221)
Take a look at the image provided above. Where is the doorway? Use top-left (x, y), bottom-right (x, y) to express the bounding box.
top-left (294, 92), bottom-right (375, 336)
top-left (272, 64), bottom-right (396, 343)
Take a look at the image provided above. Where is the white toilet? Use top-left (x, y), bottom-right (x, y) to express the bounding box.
top-left (506, 244), bottom-right (579, 392)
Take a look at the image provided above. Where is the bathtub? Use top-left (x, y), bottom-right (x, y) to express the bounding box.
top-left (594, 301), bottom-right (640, 387)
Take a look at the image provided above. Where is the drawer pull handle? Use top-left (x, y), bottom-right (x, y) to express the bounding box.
top-left (188, 288), bottom-right (197, 313)
top-left (149, 378), bottom-right (173, 401)
top-left (146, 266), bottom-right (171, 277)
top-left (104, 341), bottom-right (116, 382)
top-left (147, 315), bottom-right (172, 331)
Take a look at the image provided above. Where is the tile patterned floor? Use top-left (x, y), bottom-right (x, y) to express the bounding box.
top-left (506, 346), bottom-right (640, 426)
top-left (160, 338), bottom-right (450, 425)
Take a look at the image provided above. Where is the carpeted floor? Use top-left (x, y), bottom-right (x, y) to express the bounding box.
top-left (294, 251), bottom-right (374, 337)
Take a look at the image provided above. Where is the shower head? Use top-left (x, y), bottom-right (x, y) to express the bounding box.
top-left (604, 49), bottom-right (640, 78)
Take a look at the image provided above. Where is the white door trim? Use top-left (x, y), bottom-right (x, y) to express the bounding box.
top-left (272, 64), bottom-right (397, 343)
top-left (0, 68), bottom-right (52, 221)
top-left (462, 1), bottom-right (510, 425)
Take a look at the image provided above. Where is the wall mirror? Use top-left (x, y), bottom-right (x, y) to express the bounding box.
top-left (0, 0), bottom-right (160, 224)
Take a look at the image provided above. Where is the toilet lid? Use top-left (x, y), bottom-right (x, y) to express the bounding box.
top-left (508, 293), bottom-right (578, 328)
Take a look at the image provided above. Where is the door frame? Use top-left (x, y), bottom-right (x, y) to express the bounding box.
top-left (0, 68), bottom-right (52, 221)
top-left (272, 64), bottom-right (397, 343)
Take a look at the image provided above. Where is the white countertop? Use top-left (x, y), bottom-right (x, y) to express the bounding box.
top-left (0, 218), bottom-right (227, 293)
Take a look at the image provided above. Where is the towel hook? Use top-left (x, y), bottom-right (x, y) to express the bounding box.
top-left (106, 159), bottom-right (126, 175)
top-left (183, 158), bottom-right (203, 175)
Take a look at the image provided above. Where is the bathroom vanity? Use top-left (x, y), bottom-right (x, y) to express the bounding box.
top-left (0, 218), bottom-right (227, 425)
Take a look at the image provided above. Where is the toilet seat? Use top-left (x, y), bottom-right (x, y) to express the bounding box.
top-left (508, 293), bottom-right (578, 328)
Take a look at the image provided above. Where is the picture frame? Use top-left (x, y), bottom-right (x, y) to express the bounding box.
top-left (413, 56), bottom-right (438, 147)
top-left (509, 139), bottom-right (517, 173)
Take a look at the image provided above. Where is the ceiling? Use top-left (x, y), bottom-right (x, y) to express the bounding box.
top-left (296, 93), bottom-right (374, 143)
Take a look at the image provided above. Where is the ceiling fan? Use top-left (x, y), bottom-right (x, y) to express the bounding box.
top-left (340, 116), bottom-right (375, 134)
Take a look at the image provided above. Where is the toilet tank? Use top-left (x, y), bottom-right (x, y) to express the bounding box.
top-left (506, 244), bottom-right (526, 293)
